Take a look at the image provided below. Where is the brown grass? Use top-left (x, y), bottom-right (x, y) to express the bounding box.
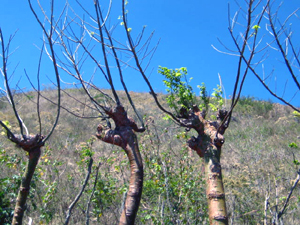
top-left (0, 91), bottom-right (299, 224)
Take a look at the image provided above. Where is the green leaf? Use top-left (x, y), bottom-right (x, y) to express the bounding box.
top-left (252, 25), bottom-right (261, 31)
top-left (144, 215), bottom-right (151, 220)
top-left (293, 111), bottom-right (300, 118)
top-left (293, 160), bottom-right (300, 166)
top-left (289, 142), bottom-right (298, 148)
top-left (163, 114), bottom-right (171, 121)
top-left (159, 66), bottom-right (195, 113)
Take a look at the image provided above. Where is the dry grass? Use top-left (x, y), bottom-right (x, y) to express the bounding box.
top-left (0, 90), bottom-right (299, 224)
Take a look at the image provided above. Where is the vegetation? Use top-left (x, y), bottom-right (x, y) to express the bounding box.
top-left (159, 65), bottom-right (231, 224)
top-left (1, 0), bottom-right (299, 224)
top-left (1, 90), bottom-right (299, 224)
top-left (0, 12), bottom-right (61, 224)
top-left (159, 66), bottom-right (195, 114)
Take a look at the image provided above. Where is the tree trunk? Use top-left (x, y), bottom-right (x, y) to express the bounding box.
top-left (96, 105), bottom-right (144, 225)
top-left (185, 106), bottom-right (228, 225)
top-left (119, 130), bottom-right (143, 225)
top-left (204, 145), bottom-right (227, 225)
top-left (12, 146), bottom-right (41, 225)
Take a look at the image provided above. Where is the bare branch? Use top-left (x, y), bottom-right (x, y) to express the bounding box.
top-left (85, 161), bottom-right (101, 225)
top-left (93, 0), bottom-right (120, 105)
top-left (0, 28), bottom-right (29, 138)
top-left (28, 0), bottom-right (62, 143)
top-left (278, 169), bottom-right (300, 220)
top-left (120, 0), bottom-right (181, 125)
top-left (267, 4), bottom-right (300, 91)
top-left (64, 158), bottom-right (93, 225)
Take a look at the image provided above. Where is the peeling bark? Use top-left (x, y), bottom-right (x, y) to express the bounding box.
top-left (96, 105), bottom-right (144, 225)
top-left (183, 106), bottom-right (228, 225)
top-left (204, 146), bottom-right (228, 225)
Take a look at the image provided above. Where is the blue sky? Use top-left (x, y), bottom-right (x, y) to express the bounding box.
top-left (0, 0), bottom-right (299, 106)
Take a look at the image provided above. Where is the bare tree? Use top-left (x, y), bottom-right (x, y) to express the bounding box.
top-left (27, 1), bottom-right (234, 223)
top-left (28, 0), bottom-right (158, 224)
top-left (127, 1), bottom-right (293, 224)
top-left (127, 14), bottom-right (250, 225)
top-left (215, 0), bottom-right (300, 224)
top-left (0, 4), bottom-right (61, 223)
top-left (140, 74), bottom-right (233, 224)
top-left (24, 0), bottom-right (300, 224)
top-left (216, 0), bottom-right (300, 112)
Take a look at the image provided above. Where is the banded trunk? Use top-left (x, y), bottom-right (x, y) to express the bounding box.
top-left (185, 106), bottom-right (228, 225)
top-left (204, 146), bottom-right (227, 225)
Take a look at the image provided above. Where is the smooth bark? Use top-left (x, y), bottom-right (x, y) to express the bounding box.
top-left (96, 105), bottom-right (144, 225)
top-left (118, 129), bottom-right (143, 225)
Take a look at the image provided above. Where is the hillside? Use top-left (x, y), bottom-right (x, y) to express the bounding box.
top-left (0, 89), bottom-right (300, 225)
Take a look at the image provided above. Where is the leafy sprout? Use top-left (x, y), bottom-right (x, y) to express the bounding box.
top-left (252, 25), bottom-right (261, 31)
top-left (159, 66), bottom-right (195, 115)
top-left (293, 111), bottom-right (300, 118)
top-left (289, 142), bottom-right (298, 148)
top-left (160, 66), bottom-right (224, 120)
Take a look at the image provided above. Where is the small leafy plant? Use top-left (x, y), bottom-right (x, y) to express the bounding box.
top-left (289, 142), bottom-right (300, 166)
top-left (159, 66), bottom-right (195, 115)
top-left (160, 66), bottom-right (224, 120)
top-left (198, 83), bottom-right (224, 113)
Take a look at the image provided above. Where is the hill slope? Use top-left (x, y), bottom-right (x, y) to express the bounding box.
top-left (0, 90), bottom-right (299, 224)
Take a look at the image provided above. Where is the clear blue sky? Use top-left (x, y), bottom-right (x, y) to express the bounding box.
top-left (0, 0), bottom-right (299, 106)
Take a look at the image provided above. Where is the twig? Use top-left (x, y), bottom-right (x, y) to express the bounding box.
top-left (64, 158), bottom-right (93, 225)
top-left (278, 169), bottom-right (300, 220)
top-left (85, 161), bottom-right (101, 225)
